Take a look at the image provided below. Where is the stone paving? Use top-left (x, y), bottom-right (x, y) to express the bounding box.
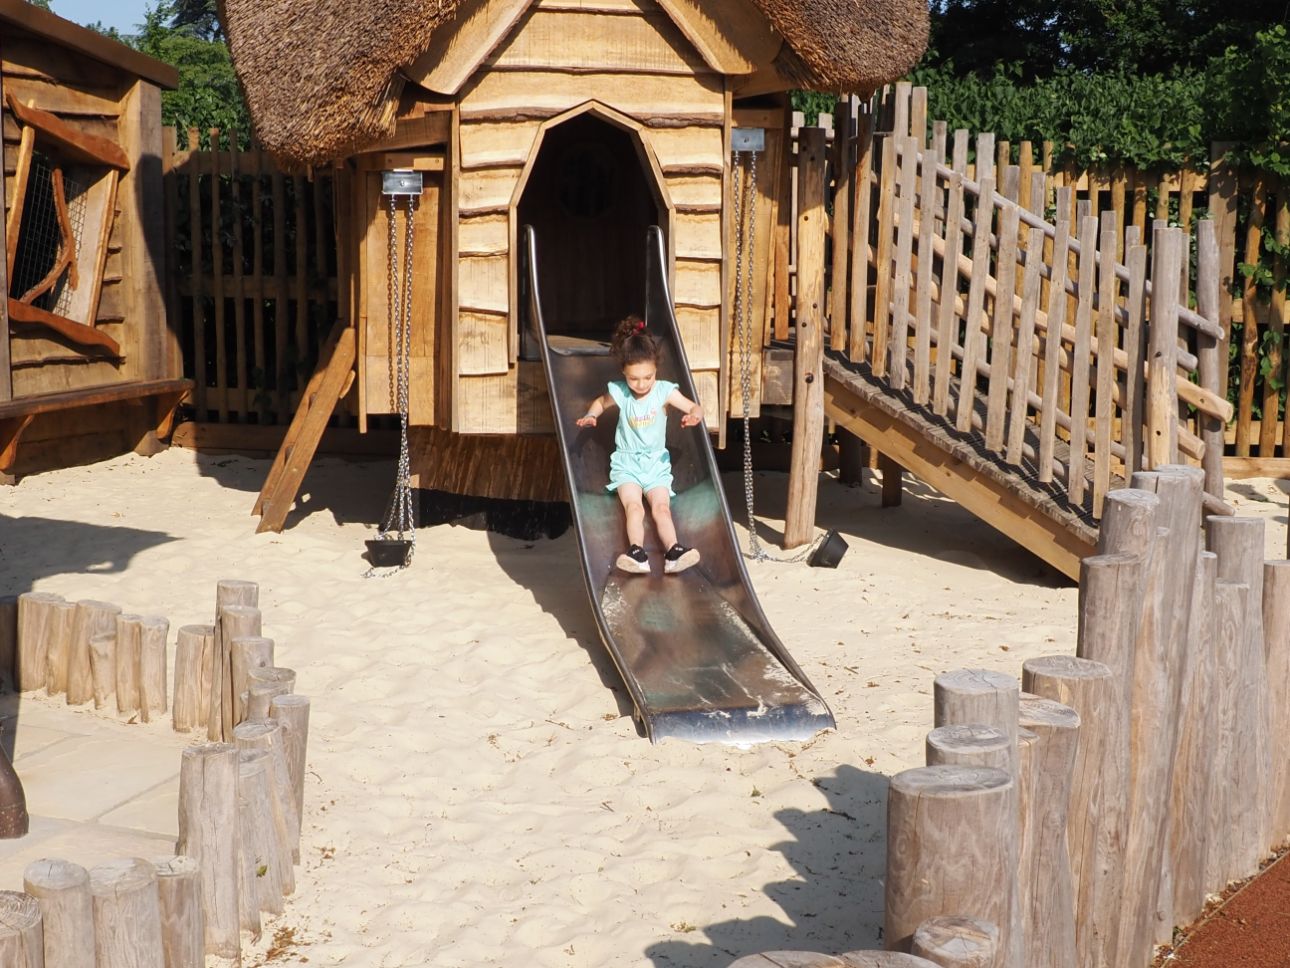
top-left (0, 690), bottom-right (192, 886)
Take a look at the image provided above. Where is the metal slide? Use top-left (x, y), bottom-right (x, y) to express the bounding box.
top-left (522, 225), bottom-right (835, 744)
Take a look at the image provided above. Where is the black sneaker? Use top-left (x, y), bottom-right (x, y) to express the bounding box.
top-left (615, 544), bottom-right (650, 574)
top-left (663, 544), bottom-right (700, 574)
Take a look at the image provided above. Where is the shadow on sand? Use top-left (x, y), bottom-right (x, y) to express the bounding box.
top-left (645, 764), bottom-right (891, 967)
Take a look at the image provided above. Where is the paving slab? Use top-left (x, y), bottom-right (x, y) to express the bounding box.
top-left (0, 815), bottom-right (176, 889)
top-left (98, 775), bottom-right (181, 839)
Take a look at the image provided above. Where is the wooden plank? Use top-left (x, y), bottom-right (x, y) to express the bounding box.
top-left (954, 174), bottom-right (994, 432)
top-left (457, 310), bottom-right (509, 374)
top-left (1262, 180), bottom-right (1288, 457)
top-left (911, 125), bottom-right (942, 403)
top-left (1006, 228), bottom-right (1046, 464)
top-left (1122, 231), bottom-right (1147, 478)
top-left (186, 128), bottom-right (205, 417)
top-left (6, 298), bottom-right (120, 354)
top-left (292, 174), bottom-right (309, 397)
top-left (405, 0), bottom-right (535, 95)
top-left (1036, 200), bottom-right (1070, 483)
top-left (888, 136), bottom-right (916, 390)
top-left (362, 111), bottom-right (452, 153)
top-left (651, 0), bottom-right (779, 74)
top-left (984, 203), bottom-right (1019, 450)
top-left (1093, 213), bottom-right (1118, 517)
top-left (249, 145), bottom-right (268, 422)
top-left (1066, 215), bottom-right (1097, 506)
top-left (458, 70), bottom-right (724, 122)
top-left (458, 119), bottom-right (541, 169)
top-left (4, 93), bottom-right (128, 169)
top-left (828, 95), bottom-right (852, 353)
top-left (271, 157), bottom-right (288, 419)
top-left (487, 7), bottom-right (713, 75)
top-left (0, 77), bottom-right (9, 401)
top-left (848, 108), bottom-right (875, 364)
top-left (933, 170), bottom-right (965, 416)
top-left (458, 212), bottom-right (510, 255)
top-left (663, 172), bottom-right (721, 207)
top-left (772, 115), bottom-right (790, 341)
top-left (2, 75), bottom-right (122, 117)
top-left (228, 132), bottom-right (248, 417)
top-left (870, 136), bottom-right (896, 377)
top-left (673, 258), bottom-right (721, 308)
top-left (455, 371), bottom-right (517, 433)
top-left (648, 125), bottom-right (725, 170)
top-left (209, 128), bottom-right (227, 421)
top-left (677, 305), bottom-right (720, 369)
top-left (4, 123), bottom-right (33, 282)
top-left (1209, 149), bottom-right (1240, 389)
top-left (675, 209), bottom-right (721, 260)
top-left (1237, 174), bottom-right (1269, 456)
top-left (457, 253), bottom-right (510, 314)
top-left (458, 165), bottom-right (522, 214)
top-left (1146, 227), bottom-right (1183, 467)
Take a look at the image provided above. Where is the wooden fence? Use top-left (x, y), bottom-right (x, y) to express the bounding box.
top-left (162, 128), bottom-right (344, 427)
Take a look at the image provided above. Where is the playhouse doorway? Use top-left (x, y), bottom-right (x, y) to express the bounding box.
top-left (517, 111), bottom-right (666, 340)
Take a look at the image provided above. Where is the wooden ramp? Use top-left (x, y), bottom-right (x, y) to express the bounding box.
top-left (822, 352), bottom-right (1102, 580)
top-left (252, 322), bottom-right (356, 533)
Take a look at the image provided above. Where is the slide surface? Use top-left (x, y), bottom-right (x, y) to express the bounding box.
top-left (523, 226), bottom-right (834, 744)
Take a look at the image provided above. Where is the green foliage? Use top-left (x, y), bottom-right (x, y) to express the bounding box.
top-left (790, 91), bottom-right (837, 127)
top-left (1202, 26), bottom-right (1290, 178)
top-left (27, 0), bottom-right (51, 9)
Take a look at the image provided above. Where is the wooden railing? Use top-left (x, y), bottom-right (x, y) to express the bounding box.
top-left (812, 84), bottom-right (1233, 519)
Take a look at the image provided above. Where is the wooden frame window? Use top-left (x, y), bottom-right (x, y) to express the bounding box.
top-left (5, 94), bottom-right (128, 355)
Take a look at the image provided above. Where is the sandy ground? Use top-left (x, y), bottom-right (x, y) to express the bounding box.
top-left (1, 448), bottom-right (1286, 968)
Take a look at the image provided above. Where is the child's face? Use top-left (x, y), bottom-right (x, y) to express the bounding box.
top-left (622, 360), bottom-right (657, 398)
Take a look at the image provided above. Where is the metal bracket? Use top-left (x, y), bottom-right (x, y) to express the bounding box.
top-left (382, 169), bottom-right (424, 197)
top-left (732, 128), bottom-right (765, 153)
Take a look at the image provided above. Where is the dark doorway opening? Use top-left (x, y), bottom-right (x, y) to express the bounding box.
top-left (518, 112), bottom-right (664, 340)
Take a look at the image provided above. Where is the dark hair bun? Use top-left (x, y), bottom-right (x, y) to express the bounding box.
top-left (610, 314), bottom-right (660, 367)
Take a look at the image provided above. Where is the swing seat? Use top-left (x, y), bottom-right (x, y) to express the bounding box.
top-left (365, 537), bottom-right (412, 568)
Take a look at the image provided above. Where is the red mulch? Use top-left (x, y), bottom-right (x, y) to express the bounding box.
top-left (1153, 848), bottom-right (1290, 968)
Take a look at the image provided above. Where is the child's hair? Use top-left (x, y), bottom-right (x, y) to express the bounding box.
top-left (610, 315), bottom-right (660, 368)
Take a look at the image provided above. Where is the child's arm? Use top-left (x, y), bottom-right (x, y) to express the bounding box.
top-left (666, 388), bottom-right (704, 428)
top-left (576, 393), bottom-right (615, 427)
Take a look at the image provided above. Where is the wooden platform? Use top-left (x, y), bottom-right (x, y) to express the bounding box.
top-left (822, 352), bottom-right (1102, 580)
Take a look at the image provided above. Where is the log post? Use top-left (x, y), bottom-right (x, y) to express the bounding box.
top-left (0, 891), bottom-right (43, 968)
top-left (114, 614), bottom-right (144, 717)
top-left (1016, 696), bottom-right (1079, 968)
top-left (176, 743), bottom-right (239, 958)
top-left (16, 592), bottom-right (64, 692)
top-left (1207, 580), bottom-right (1248, 893)
top-left (1265, 560), bottom-right (1290, 846)
top-left (138, 617), bottom-right (169, 724)
top-left (933, 670), bottom-right (1020, 773)
top-left (172, 626), bottom-right (213, 733)
top-left (1096, 483), bottom-right (1159, 557)
top-left (24, 858), bottom-right (94, 968)
top-left (885, 766), bottom-right (1017, 964)
top-left (237, 749), bottom-right (284, 922)
top-left (0, 595), bottom-right (16, 692)
top-left (211, 603), bottom-right (261, 742)
top-left (1146, 227), bottom-right (1182, 467)
top-left (89, 858), bottom-right (163, 968)
top-left (1167, 550), bottom-right (1219, 926)
top-left (1021, 656), bottom-right (1122, 968)
top-left (1075, 552), bottom-right (1143, 709)
top-left (911, 916), bottom-right (1001, 968)
top-left (230, 636), bottom-right (274, 725)
top-left (152, 856), bottom-right (203, 968)
top-left (270, 693), bottom-right (310, 845)
top-left (89, 632), bottom-right (117, 710)
top-left (232, 720), bottom-right (296, 894)
top-left (246, 666), bottom-right (295, 721)
top-left (210, 580), bottom-right (259, 742)
top-left (784, 127), bottom-right (827, 549)
top-left (67, 601), bottom-right (121, 705)
top-left (43, 600), bottom-right (77, 697)
top-left (925, 725), bottom-right (1010, 771)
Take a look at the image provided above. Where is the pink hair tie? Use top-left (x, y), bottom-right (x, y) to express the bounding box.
top-left (635, 320), bottom-right (645, 332)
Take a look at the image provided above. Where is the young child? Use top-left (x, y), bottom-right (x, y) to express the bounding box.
top-left (576, 315), bottom-right (704, 575)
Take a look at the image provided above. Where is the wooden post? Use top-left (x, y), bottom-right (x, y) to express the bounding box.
top-left (1194, 220), bottom-right (1225, 497)
top-left (246, 666), bottom-right (295, 721)
top-left (1168, 551), bottom-right (1218, 925)
top-left (67, 601), bottom-right (121, 706)
top-left (1205, 516), bottom-right (1271, 873)
top-left (43, 601), bottom-right (77, 698)
top-left (837, 428), bottom-right (867, 486)
top-left (24, 859), bottom-right (94, 968)
top-left (210, 580), bottom-right (259, 742)
top-left (1022, 656), bottom-right (1122, 968)
top-left (237, 749), bottom-right (284, 923)
top-left (212, 604), bottom-right (261, 741)
top-left (933, 670), bottom-right (1019, 773)
top-left (89, 632), bottom-right (117, 710)
top-left (232, 720), bottom-right (297, 895)
top-left (230, 636), bottom-right (274, 725)
top-left (1016, 696), bottom-right (1079, 968)
top-left (0, 892), bottom-right (43, 968)
top-left (912, 916), bottom-right (1000, 968)
top-left (152, 856), bottom-right (203, 968)
top-left (1265, 560), bottom-right (1290, 846)
top-left (925, 725), bottom-right (1010, 771)
top-left (138, 616), bottom-right (169, 723)
top-left (270, 693), bottom-right (310, 844)
top-left (89, 858), bottom-right (163, 968)
top-left (878, 453), bottom-right (903, 508)
top-left (1146, 227), bottom-right (1182, 467)
top-left (0, 596), bottom-right (16, 693)
top-left (784, 127), bottom-right (827, 549)
top-left (1210, 578), bottom-right (1251, 888)
top-left (114, 614), bottom-right (143, 717)
top-left (17, 592), bottom-right (64, 692)
top-left (176, 743), bottom-right (240, 958)
top-left (885, 766), bottom-right (1017, 963)
top-left (172, 625), bottom-right (213, 733)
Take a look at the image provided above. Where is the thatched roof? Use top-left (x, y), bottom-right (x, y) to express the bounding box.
top-left (219, 0), bottom-right (928, 170)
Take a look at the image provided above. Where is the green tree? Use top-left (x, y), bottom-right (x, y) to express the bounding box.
top-left (27, 0), bottom-right (52, 9)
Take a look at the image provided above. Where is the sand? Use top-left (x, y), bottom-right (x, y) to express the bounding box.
top-left (1, 448), bottom-right (1285, 967)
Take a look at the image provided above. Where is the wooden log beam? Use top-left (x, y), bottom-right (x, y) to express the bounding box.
top-left (67, 600), bottom-right (120, 707)
top-left (88, 632), bottom-right (116, 710)
top-left (138, 616), bottom-right (169, 723)
top-left (1210, 579), bottom-right (1251, 888)
top-left (152, 856), bottom-right (203, 968)
top-left (209, 580), bottom-right (259, 742)
top-left (885, 766), bottom-right (1017, 963)
top-left (113, 614), bottom-right (143, 718)
top-left (5, 94), bottom-right (130, 169)
top-left (89, 858), bottom-right (163, 968)
top-left (16, 592), bottom-right (64, 692)
top-left (43, 600), bottom-right (77, 698)
top-left (925, 725), bottom-right (1010, 771)
top-left (0, 892), bottom-right (42, 968)
top-left (784, 127), bottom-right (827, 548)
top-left (230, 636), bottom-right (274, 726)
top-left (730, 953), bottom-right (943, 967)
top-left (246, 666), bottom-right (295, 721)
top-left (177, 743), bottom-right (240, 958)
top-left (233, 720), bottom-right (297, 895)
top-left (237, 750), bottom-right (284, 924)
top-left (270, 694), bottom-right (311, 847)
top-left (23, 859), bottom-right (93, 968)
top-left (1265, 560), bottom-right (1290, 847)
top-left (912, 916), bottom-right (1001, 968)
top-left (933, 670), bottom-right (1020, 773)
top-left (172, 625), bottom-right (213, 733)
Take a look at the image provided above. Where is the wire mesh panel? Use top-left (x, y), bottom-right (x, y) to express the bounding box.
top-left (10, 151), bottom-right (89, 316)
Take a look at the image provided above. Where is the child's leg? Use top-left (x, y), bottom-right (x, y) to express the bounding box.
top-left (616, 484), bottom-right (646, 548)
top-left (645, 486), bottom-right (678, 549)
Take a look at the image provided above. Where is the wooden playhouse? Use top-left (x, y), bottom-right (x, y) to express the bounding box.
top-left (219, 0), bottom-right (927, 528)
top-left (0, 1), bottom-right (189, 483)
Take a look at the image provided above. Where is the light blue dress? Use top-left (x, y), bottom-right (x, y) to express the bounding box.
top-left (606, 379), bottom-right (677, 495)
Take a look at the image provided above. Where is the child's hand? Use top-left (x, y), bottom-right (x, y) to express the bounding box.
top-left (681, 406), bottom-right (704, 428)
top-left (576, 414), bottom-right (598, 427)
